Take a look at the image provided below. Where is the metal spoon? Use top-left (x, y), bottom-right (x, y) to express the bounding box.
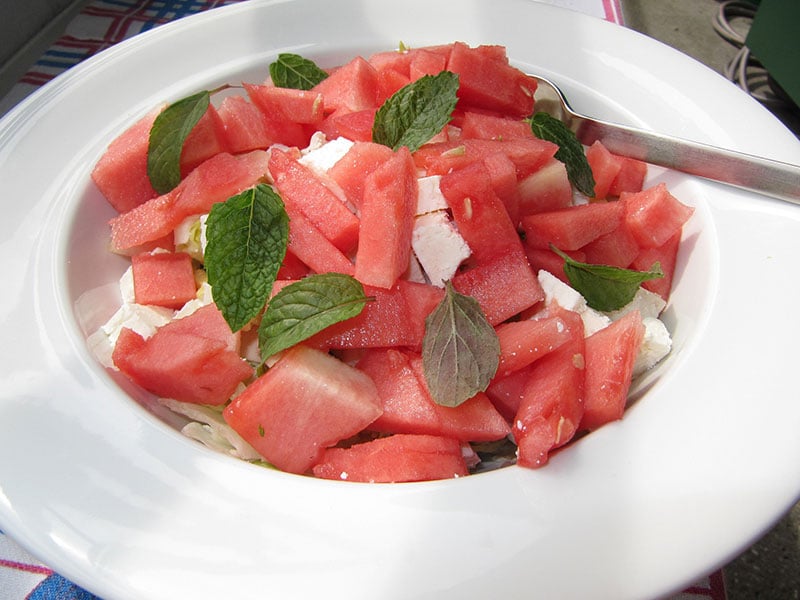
top-left (530, 74), bottom-right (800, 204)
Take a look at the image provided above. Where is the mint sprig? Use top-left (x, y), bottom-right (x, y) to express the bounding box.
top-left (552, 245), bottom-right (664, 311)
top-left (372, 71), bottom-right (459, 152)
top-left (147, 90), bottom-right (210, 194)
top-left (258, 273), bottom-right (370, 360)
top-left (205, 184), bottom-right (289, 332)
top-left (269, 53), bottom-right (329, 90)
top-left (530, 112), bottom-right (596, 197)
top-left (421, 282), bottom-right (500, 408)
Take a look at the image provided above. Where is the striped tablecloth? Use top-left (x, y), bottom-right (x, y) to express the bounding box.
top-left (0, 1), bottom-right (726, 598)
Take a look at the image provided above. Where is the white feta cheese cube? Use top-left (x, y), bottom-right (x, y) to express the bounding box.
top-left (119, 266), bottom-right (135, 304)
top-left (633, 316), bottom-right (673, 376)
top-left (604, 286), bottom-right (667, 321)
top-left (298, 135), bottom-right (354, 175)
top-left (416, 175), bottom-right (448, 215)
top-left (412, 211), bottom-right (471, 287)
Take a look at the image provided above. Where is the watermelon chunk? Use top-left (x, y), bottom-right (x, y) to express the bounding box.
top-left (417, 137), bottom-right (557, 179)
top-left (357, 348), bottom-right (511, 442)
top-left (245, 84), bottom-right (324, 125)
top-left (309, 280), bottom-right (443, 350)
top-left (513, 307), bottom-right (585, 468)
top-left (446, 42), bottom-right (535, 117)
top-left (180, 105), bottom-right (229, 178)
top-left (269, 148), bottom-right (360, 253)
top-left (244, 83), bottom-right (311, 148)
top-left (109, 151), bottom-right (268, 253)
top-left (586, 141), bottom-right (622, 200)
top-left (322, 108), bottom-right (377, 142)
top-left (112, 311), bottom-right (252, 406)
top-left (452, 249), bottom-right (544, 325)
top-left (131, 251), bottom-right (196, 309)
top-left (623, 183), bottom-right (694, 248)
top-left (581, 219), bottom-right (640, 268)
top-left (581, 310), bottom-right (645, 431)
top-left (409, 48), bottom-right (448, 80)
top-left (354, 147), bottom-right (418, 288)
top-left (439, 160), bottom-right (523, 264)
top-left (223, 345), bottom-right (383, 474)
top-left (516, 158), bottom-right (573, 217)
top-left (326, 141), bottom-right (396, 210)
top-left (495, 314), bottom-right (573, 378)
top-left (608, 156), bottom-right (647, 196)
top-left (91, 106), bottom-right (161, 214)
top-left (459, 110), bottom-right (535, 141)
top-left (217, 94), bottom-right (273, 153)
top-left (312, 434), bottom-right (468, 482)
top-left (631, 230), bottom-right (682, 300)
top-left (521, 200), bottom-right (625, 251)
top-left (164, 304), bottom-right (241, 352)
top-left (312, 56), bottom-right (382, 113)
top-left (485, 364), bottom-right (534, 422)
top-left (284, 202), bottom-right (355, 275)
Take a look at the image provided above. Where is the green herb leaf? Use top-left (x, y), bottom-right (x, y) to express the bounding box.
top-left (269, 53), bottom-right (329, 90)
top-left (530, 112), bottom-right (596, 197)
top-left (258, 273), bottom-right (370, 360)
top-left (552, 245), bottom-right (664, 311)
top-left (421, 282), bottom-right (500, 408)
top-left (372, 71), bottom-right (459, 152)
top-left (205, 184), bottom-right (289, 332)
top-left (148, 90), bottom-right (210, 194)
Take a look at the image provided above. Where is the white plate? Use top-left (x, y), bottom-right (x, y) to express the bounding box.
top-left (1, 1), bottom-right (799, 599)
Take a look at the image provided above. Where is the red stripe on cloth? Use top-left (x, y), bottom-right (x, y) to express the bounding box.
top-left (0, 558), bottom-right (52, 576)
top-left (679, 569), bottom-right (728, 599)
top-left (602, 0), bottom-right (624, 24)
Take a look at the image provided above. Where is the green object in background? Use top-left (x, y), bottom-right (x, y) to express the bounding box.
top-left (745, 0), bottom-right (800, 107)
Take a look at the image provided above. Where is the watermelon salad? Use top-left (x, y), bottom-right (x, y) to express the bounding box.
top-left (87, 42), bottom-right (694, 482)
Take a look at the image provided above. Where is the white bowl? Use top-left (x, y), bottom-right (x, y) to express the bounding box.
top-left (2, 1), bottom-right (800, 599)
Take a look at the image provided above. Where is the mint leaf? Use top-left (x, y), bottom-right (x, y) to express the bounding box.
top-left (552, 245), bottom-right (664, 311)
top-left (269, 53), bottom-right (329, 90)
top-left (422, 282), bottom-right (500, 408)
top-left (530, 112), bottom-right (596, 197)
top-left (205, 184), bottom-right (289, 332)
top-left (373, 71), bottom-right (459, 152)
top-left (258, 273), bottom-right (370, 360)
top-left (148, 90), bottom-right (210, 194)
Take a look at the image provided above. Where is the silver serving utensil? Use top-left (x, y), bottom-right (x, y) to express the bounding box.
top-left (530, 74), bottom-right (800, 204)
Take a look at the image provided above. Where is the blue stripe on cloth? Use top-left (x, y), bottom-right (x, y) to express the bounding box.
top-left (26, 573), bottom-right (103, 600)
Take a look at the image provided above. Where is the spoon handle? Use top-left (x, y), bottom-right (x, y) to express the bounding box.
top-left (574, 117), bottom-right (800, 204)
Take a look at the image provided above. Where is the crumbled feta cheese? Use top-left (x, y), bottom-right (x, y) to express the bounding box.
top-left (411, 211), bottom-right (471, 287)
top-left (416, 175), bottom-right (449, 214)
top-left (298, 135), bottom-right (354, 175)
top-left (633, 317), bottom-right (673, 376)
top-left (119, 266), bottom-right (135, 304)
